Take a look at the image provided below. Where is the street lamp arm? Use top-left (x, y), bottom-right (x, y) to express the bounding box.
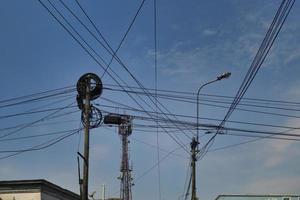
top-left (196, 78), bottom-right (219, 140)
top-left (196, 72), bottom-right (231, 140)
top-left (196, 79), bottom-right (219, 97)
top-left (192, 72), bottom-right (231, 200)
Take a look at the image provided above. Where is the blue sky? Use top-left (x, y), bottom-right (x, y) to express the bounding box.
top-left (0, 0), bottom-right (300, 200)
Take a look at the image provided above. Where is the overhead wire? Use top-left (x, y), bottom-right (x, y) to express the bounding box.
top-left (38, 0), bottom-right (191, 154)
top-left (105, 87), bottom-right (300, 113)
top-left (73, 0), bottom-right (147, 78)
top-left (97, 99), bottom-right (300, 131)
top-left (0, 128), bottom-right (81, 143)
top-left (99, 108), bottom-right (300, 141)
top-left (131, 137), bottom-right (186, 158)
top-left (153, 0), bottom-right (162, 199)
top-left (0, 85), bottom-right (75, 105)
top-left (0, 105), bottom-right (77, 120)
top-left (134, 143), bottom-right (189, 183)
top-left (197, 0), bottom-right (295, 159)
top-left (181, 158), bottom-right (192, 200)
top-left (208, 124), bottom-right (300, 152)
top-left (104, 83), bottom-right (300, 107)
top-left (0, 119), bottom-right (79, 133)
top-left (0, 102), bottom-right (76, 139)
top-left (62, 0), bottom-right (195, 142)
top-left (0, 88), bottom-right (75, 109)
top-left (72, 0), bottom-right (196, 144)
top-left (0, 128), bottom-right (81, 160)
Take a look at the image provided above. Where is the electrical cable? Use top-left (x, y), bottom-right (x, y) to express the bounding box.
top-left (104, 83), bottom-right (300, 107)
top-left (198, 0), bottom-right (295, 159)
top-left (0, 105), bottom-right (76, 120)
top-left (131, 137), bottom-right (186, 158)
top-left (0, 128), bottom-right (81, 143)
top-left (0, 129), bottom-right (81, 160)
top-left (38, 0), bottom-right (191, 154)
top-left (0, 88), bottom-right (75, 109)
top-left (0, 102), bottom-right (76, 139)
top-left (0, 85), bottom-right (75, 105)
top-left (154, 0), bottom-right (162, 199)
top-left (105, 87), bottom-right (300, 113)
top-left (97, 99), bottom-right (300, 131)
top-left (134, 143), bottom-right (189, 183)
top-left (57, 0), bottom-right (195, 143)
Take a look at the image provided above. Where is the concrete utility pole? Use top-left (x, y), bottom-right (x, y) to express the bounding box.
top-left (82, 82), bottom-right (91, 200)
top-left (190, 137), bottom-right (198, 200)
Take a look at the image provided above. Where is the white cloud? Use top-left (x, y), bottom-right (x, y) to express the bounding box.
top-left (263, 140), bottom-right (295, 168)
top-left (203, 29), bottom-right (217, 36)
top-left (244, 176), bottom-right (300, 193)
top-left (285, 49), bottom-right (300, 64)
top-left (286, 81), bottom-right (300, 100)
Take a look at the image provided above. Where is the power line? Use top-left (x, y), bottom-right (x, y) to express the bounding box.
top-left (134, 143), bottom-right (189, 183)
top-left (104, 87), bottom-right (300, 113)
top-left (0, 105), bottom-right (76, 120)
top-left (0, 128), bottom-right (80, 143)
top-left (0, 118), bottom-right (79, 133)
top-left (38, 0), bottom-right (191, 153)
top-left (0, 90), bottom-right (75, 109)
top-left (208, 128), bottom-right (300, 153)
top-left (97, 99), bottom-right (300, 131)
top-left (154, 0), bottom-right (162, 199)
top-left (99, 109), bottom-right (300, 141)
top-left (0, 129), bottom-right (81, 160)
top-left (104, 83), bottom-right (300, 107)
top-left (61, 0), bottom-right (195, 143)
top-left (0, 102), bottom-right (75, 139)
top-left (198, 0), bottom-right (295, 160)
top-left (0, 85), bottom-right (75, 104)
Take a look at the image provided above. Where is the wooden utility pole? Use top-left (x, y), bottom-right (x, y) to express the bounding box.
top-left (76, 73), bottom-right (103, 200)
top-left (82, 82), bottom-right (91, 200)
top-left (191, 137), bottom-right (198, 200)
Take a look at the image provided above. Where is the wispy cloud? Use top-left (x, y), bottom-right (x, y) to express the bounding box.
top-left (244, 176), bottom-right (300, 193)
top-left (203, 29), bottom-right (217, 36)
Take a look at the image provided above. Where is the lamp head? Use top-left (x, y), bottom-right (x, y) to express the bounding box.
top-left (217, 72), bottom-right (231, 80)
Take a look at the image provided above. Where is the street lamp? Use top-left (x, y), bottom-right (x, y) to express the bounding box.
top-left (190, 72), bottom-right (231, 200)
top-left (196, 72), bottom-right (231, 140)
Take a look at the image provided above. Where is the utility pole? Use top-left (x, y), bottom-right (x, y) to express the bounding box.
top-left (76, 73), bottom-right (103, 200)
top-left (101, 184), bottom-right (106, 200)
top-left (82, 81), bottom-right (91, 200)
top-left (190, 137), bottom-right (198, 200)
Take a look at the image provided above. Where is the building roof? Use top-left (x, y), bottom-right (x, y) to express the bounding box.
top-left (216, 194), bottom-right (300, 200)
top-left (0, 179), bottom-right (79, 200)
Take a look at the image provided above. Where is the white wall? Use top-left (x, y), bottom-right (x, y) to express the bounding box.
top-left (0, 192), bottom-right (41, 200)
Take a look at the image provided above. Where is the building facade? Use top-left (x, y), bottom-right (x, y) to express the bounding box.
top-left (216, 195), bottom-right (300, 200)
top-left (0, 180), bottom-right (79, 200)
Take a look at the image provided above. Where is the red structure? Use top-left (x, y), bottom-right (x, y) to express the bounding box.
top-left (118, 116), bottom-right (133, 200)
